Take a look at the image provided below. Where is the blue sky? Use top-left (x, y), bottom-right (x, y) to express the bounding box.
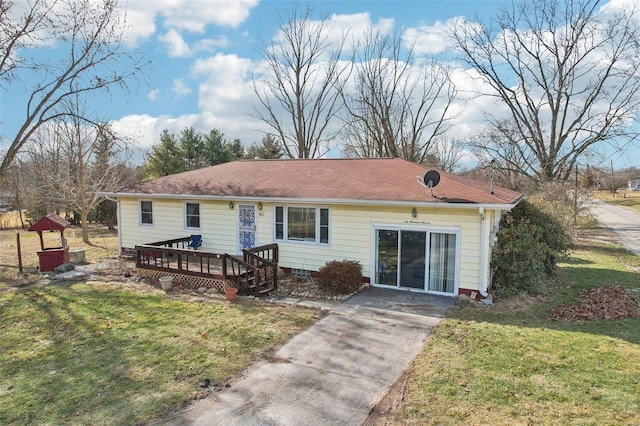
top-left (1, 0), bottom-right (639, 169)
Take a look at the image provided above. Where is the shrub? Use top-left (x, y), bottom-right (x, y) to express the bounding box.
top-left (491, 199), bottom-right (573, 296)
top-left (316, 260), bottom-right (363, 295)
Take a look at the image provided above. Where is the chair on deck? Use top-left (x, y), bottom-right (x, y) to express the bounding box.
top-left (188, 234), bottom-right (202, 250)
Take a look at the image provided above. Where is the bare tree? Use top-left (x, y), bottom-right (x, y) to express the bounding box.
top-left (432, 137), bottom-right (465, 172)
top-left (451, 0), bottom-right (640, 182)
top-left (0, 0), bottom-right (147, 186)
top-left (0, 159), bottom-right (29, 228)
top-left (25, 103), bottom-right (133, 243)
top-left (0, 0), bottom-right (52, 81)
top-left (341, 30), bottom-right (458, 164)
top-left (468, 119), bottom-right (538, 190)
top-left (253, 6), bottom-right (349, 158)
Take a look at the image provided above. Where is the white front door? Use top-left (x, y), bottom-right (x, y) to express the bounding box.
top-left (238, 204), bottom-right (257, 253)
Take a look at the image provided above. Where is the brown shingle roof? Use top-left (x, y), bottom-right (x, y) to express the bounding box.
top-left (117, 158), bottom-right (523, 206)
top-left (27, 213), bottom-right (71, 232)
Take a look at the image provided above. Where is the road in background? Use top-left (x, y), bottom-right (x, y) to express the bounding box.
top-left (589, 199), bottom-right (640, 256)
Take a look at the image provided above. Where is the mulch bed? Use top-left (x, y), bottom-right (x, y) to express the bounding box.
top-left (550, 285), bottom-right (639, 322)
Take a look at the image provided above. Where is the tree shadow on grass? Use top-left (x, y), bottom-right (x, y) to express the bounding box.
top-left (0, 283), bottom-right (211, 425)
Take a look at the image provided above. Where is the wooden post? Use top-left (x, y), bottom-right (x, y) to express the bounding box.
top-left (17, 232), bottom-right (23, 272)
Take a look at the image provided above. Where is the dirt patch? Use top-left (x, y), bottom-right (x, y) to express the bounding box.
top-left (363, 366), bottom-right (411, 426)
top-left (272, 274), bottom-right (367, 303)
top-left (550, 285), bottom-right (639, 322)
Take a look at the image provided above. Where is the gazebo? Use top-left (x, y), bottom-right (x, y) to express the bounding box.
top-left (28, 214), bottom-right (71, 271)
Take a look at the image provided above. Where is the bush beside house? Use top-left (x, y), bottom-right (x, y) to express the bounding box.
top-left (491, 199), bottom-right (573, 296)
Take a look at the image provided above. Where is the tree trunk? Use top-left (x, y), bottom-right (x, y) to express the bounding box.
top-left (81, 210), bottom-right (90, 244)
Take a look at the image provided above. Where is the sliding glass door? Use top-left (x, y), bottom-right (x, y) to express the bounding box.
top-left (427, 233), bottom-right (457, 293)
top-left (400, 231), bottom-right (426, 289)
top-left (375, 227), bottom-right (458, 295)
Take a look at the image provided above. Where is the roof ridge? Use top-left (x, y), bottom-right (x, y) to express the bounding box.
top-left (439, 169), bottom-right (512, 201)
top-left (237, 157), bottom-right (400, 162)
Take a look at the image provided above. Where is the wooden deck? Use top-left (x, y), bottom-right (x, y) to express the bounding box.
top-left (135, 237), bottom-right (278, 296)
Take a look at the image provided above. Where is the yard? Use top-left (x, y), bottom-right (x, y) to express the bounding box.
top-left (374, 224), bottom-right (640, 425)
top-left (2, 216), bottom-right (639, 425)
top-left (595, 189), bottom-right (640, 211)
top-left (0, 223), bottom-right (322, 425)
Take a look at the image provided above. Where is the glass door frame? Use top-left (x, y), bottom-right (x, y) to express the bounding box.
top-left (371, 224), bottom-right (460, 296)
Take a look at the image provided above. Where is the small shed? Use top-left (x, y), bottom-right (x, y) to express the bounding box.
top-left (28, 214), bottom-right (71, 271)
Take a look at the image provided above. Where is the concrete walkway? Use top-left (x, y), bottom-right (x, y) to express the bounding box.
top-left (158, 287), bottom-right (455, 426)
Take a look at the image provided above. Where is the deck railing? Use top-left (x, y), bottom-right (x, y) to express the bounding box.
top-left (135, 238), bottom-right (278, 296)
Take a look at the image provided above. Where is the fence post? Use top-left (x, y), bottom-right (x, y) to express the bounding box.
top-left (17, 232), bottom-right (23, 272)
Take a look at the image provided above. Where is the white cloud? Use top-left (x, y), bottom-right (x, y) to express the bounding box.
top-left (269, 12), bottom-right (395, 58)
top-left (171, 78), bottom-right (192, 97)
top-left (161, 0), bottom-right (259, 32)
top-left (148, 88), bottom-right (160, 101)
top-left (158, 29), bottom-right (229, 57)
top-left (111, 113), bottom-right (201, 157)
top-left (158, 29), bottom-right (191, 57)
top-left (120, 0), bottom-right (258, 46)
top-left (403, 18), bottom-right (457, 55)
top-left (194, 36), bottom-right (229, 52)
top-left (599, 0), bottom-right (640, 14)
top-left (329, 13), bottom-right (395, 53)
top-left (191, 53), bottom-right (255, 113)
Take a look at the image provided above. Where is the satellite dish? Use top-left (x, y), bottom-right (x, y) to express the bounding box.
top-left (423, 170), bottom-right (440, 188)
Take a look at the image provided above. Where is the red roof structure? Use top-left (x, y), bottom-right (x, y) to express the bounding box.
top-left (115, 158), bottom-right (523, 206)
top-left (28, 213), bottom-right (71, 233)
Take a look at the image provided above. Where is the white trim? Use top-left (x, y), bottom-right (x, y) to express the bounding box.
top-left (370, 223), bottom-right (460, 296)
top-left (479, 207), bottom-right (488, 296)
top-left (104, 192), bottom-right (522, 211)
top-left (273, 204), bottom-right (331, 246)
top-left (183, 200), bottom-right (201, 230)
top-left (139, 199), bottom-right (154, 226)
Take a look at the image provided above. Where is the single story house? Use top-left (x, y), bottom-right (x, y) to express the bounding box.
top-left (105, 158), bottom-right (523, 297)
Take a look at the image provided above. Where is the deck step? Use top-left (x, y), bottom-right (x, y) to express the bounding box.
top-left (246, 282), bottom-right (275, 296)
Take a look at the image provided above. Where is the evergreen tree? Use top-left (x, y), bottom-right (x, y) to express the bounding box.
top-left (203, 129), bottom-right (230, 166)
top-left (145, 130), bottom-right (184, 177)
top-left (179, 127), bottom-right (205, 171)
top-left (245, 134), bottom-right (283, 159)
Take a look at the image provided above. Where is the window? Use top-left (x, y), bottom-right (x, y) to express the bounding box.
top-left (274, 206), bottom-right (330, 244)
top-left (185, 202), bottom-right (200, 229)
top-left (275, 206), bottom-right (284, 240)
top-left (140, 200), bottom-right (153, 225)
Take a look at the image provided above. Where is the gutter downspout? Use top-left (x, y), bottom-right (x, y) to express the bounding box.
top-left (478, 207), bottom-right (489, 298)
top-left (105, 195), bottom-right (122, 256)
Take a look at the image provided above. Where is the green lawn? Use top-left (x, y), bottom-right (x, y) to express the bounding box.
top-left (383, 234), bottom-right (640, 425)
top-left (0, 283), bottom-right (321, 425)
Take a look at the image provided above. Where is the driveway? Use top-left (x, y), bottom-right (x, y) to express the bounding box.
top-left (589, 199), bottom-right (640, 256)
top-left (157, 287), bottom-right (454, 426)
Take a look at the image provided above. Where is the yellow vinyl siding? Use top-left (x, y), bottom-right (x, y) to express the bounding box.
top-left (119, 197), bottom-right (494, 293)
top-left (271, 204), bottom-right (484, 292)
top-left (118, 198), bottom-right (237, 253)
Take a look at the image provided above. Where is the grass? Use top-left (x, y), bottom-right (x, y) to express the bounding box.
top-left (383, 229), bottom-right (640, 425)
top-left (0, 220), bottom-right (119, 290)
top-left (0, 283), bottom-right (321, 425)
top-left (0, 219), bottom-right (119, 271)
top-left (0, 222), bottom-right (322, 424)
top-left (594, 189), bottom-right (640, 211)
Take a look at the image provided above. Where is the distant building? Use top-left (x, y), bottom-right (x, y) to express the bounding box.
top-left (628, 179), bottom-right (640, 191)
